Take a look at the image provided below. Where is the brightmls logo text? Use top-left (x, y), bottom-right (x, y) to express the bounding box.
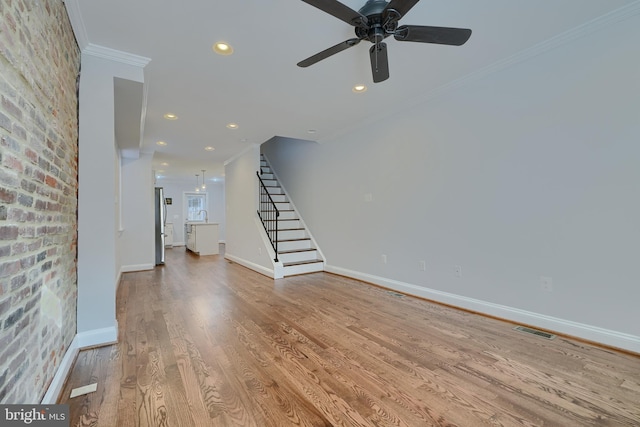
top-left (1, 405), bottom-right (68, 426)
top-left (5, 407), bottom-right (46, 424)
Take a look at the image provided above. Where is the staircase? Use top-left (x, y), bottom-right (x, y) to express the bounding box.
top-left (259, 155), bottom-right (324, 277)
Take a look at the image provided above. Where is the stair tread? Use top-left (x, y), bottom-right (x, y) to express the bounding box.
top-left (277, 238), bottom-right (311, 242)
top-left (282, 259), bottom-right (324, 267)
top-left (278, 248), bottom-right (316, 254)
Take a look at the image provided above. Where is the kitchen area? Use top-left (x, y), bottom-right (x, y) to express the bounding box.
top-left (157, 179), bottom-right (225, 257)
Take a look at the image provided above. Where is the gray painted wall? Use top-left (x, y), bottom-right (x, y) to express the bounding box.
top-left (224, 146), bottom-right (278, 276)
top-left (261, 13), bottom-right (640, 351)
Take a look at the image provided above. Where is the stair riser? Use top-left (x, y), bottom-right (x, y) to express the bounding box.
top-left (269, 194), bottom-right (287, 203)
top-left (266, 187), bottom-right (284, 195)
top-left (278, 211), bottom-right (297, 220)
top-left (262, 220), bottom-right (300, 230)
top-left (279, 250), bottom-right (318, 263)
top-left (278, 240), bottom-right (311, 251)
top-left (283, 262), bottom-right (324, 277)
top-left (276, 220), bottom-right (300, 229)
top-left (274, 202), bottom-right (290, 211)
top-left (278, 229), bottom-right (307, 240)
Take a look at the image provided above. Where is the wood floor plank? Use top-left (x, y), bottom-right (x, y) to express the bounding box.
top-left (59, 246), bottom-right (640, 426)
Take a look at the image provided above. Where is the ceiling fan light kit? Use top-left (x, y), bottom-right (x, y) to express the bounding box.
top-left (298, 0), bottom-right (472, 83)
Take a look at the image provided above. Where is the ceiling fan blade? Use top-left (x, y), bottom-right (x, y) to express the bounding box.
top-left (383, 0), bottom-right (421, 18)
top-left (300, 0), bottom-right (368, 27)
top-left (369, 42), bottom-right (389, 83)
top-left (297, 38), bottom-right (362, 68)
top-left (394, 25), bottom-right (471, 46)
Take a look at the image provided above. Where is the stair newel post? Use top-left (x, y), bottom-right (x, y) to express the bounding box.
top-left (274, 209), bottom-right (279, 262)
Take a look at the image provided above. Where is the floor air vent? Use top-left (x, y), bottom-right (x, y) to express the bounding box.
top-left (387, 291), bottom-right (405, 298)
top-left (513, 326), bottom-right (556, 340)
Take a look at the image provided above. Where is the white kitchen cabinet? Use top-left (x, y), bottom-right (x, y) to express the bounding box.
top-left (185, 223), bottom-right (219, 255)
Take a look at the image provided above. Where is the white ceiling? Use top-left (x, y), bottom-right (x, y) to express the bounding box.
top-left (67, 0), bottom-right (634, 183)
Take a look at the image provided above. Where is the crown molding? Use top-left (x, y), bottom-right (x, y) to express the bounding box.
top-left (321, 0), bottom-right (640, 143)
top-left (63, 0), bottom-right (151, 68)
top-left (441, 0), bottom-right (640, 95)
top-left (63, 0), bottom-right (88, 50)
top-left (83, 44), bottom-right (151, 68)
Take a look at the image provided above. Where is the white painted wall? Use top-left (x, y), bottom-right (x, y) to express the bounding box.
top-left (119, 152), bottom-right (155, 271)
top-left (261, 14), bottom-right (640, 352)
top-left (224, 146), bottom-right (276, 275)
top-left (76, 52), bottom-right (144, 344)
top-left (158, 179), bottom-right (226, 246)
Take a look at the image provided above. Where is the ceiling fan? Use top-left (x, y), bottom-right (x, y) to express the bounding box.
top-left (297, 0), bottom-right (472, 83)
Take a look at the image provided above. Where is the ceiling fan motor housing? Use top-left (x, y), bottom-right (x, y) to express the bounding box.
top-left (358, 0), bottom-right (389, 16)
top-left (356, 0), bottom-right (398, 43)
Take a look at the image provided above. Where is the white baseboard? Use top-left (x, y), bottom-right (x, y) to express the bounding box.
top-left (121, 263), bottom-right (154, 273)
top-left (325, 264), bottom-right (640, 354)
top-left (224, 253), bottom-right (275, 278)
top-left (41, 325), bottom-right (119, 404)
top-left (76, 325), bottom-right (118, 348)
top-left (41, 336), bottom-right (80, 404)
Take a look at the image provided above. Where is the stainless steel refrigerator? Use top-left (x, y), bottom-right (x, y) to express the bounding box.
top-left (155, 187), bottom-right (166, 265)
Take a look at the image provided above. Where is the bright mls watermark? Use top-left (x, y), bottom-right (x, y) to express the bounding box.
top-left (1, 405), bottom-right (69, 426)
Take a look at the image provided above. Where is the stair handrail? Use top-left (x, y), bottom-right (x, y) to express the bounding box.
top-left (256, 171), bottom-right (279, 262)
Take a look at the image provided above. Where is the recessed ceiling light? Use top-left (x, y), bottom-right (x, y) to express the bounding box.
top-left (240, 138), bottom-right (248, 143)
top-left (226, 123), bottom-right (239, 130)
top-left (352, 84), bottom-right (367, 93)
top-left (160, 162), bottom-right (169, 166)
top-left (307, 129), bottom-right (317, 134)
top-left (163, 113), bottom-right (178, 120)
top-left (204, 146), bottom-right (215, 151)
top-left (156, 141), bottom-right (167, 146)
top-left (213, 42), bottom-right (233, 55)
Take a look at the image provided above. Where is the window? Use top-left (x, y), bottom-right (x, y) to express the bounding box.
top-left (185, 192), bottom-right (208, 221)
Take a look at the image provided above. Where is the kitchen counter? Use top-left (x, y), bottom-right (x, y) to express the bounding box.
top-left (185, 223), bottom-right (219, 255)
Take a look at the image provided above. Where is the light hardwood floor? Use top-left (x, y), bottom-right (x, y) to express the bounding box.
top-left (59, 245), bottom-right (640, 426)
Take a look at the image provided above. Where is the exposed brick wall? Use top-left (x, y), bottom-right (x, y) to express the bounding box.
top-left (0, 0), bottom-right (80, 403)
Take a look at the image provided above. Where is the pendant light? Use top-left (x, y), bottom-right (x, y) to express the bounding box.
top-left (201, 169), bottom-right (206, 190)
top-left (195, 174), bottom-right (200, 192)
